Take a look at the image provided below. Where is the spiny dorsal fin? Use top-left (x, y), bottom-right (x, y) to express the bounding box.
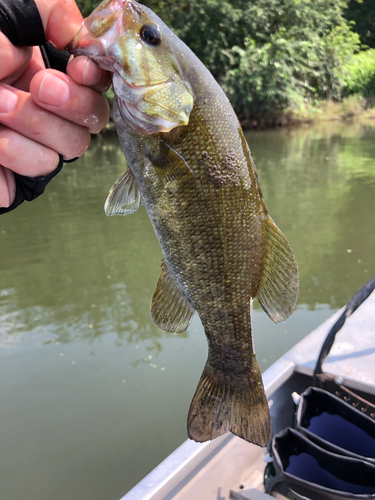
top-left (257, 215), bottom-right (299, 322)
top-left (151, 260), bottom-right (195, 333)
top-left (104, 168), bottom-right (141, 216)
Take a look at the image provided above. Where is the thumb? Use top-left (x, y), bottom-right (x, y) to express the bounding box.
top-left (34, 0), bottom-right (84, 50)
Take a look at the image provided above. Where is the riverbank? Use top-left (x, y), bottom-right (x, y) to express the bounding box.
top-left (239, 95), bottom-right (375, 129)
top-left (99, 94), bottom-right (375, 136)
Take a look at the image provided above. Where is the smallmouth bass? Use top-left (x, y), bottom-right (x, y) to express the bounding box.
top-left (69, 0), bottom-right (299, 446)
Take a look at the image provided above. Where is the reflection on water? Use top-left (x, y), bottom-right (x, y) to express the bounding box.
top-left (1, 121), bottom-right (375, 500)
top-left (247, 122), bottom-right (375, 309)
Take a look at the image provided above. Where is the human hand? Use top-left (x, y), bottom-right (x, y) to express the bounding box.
top-left (0, 0), bottom-right (111, 209)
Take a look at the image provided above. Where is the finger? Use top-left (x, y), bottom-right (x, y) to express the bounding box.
top-left (0, 125), bottom-right (59, 178)
top-left (30, 69), bottom-right (110, 134)
top-left (0, 84), bottom-right (91, 160)
top-left (12, 47), bottom-right (46, 92)
top-left (34, 0), bottom-right (83, 50)
top-left (0, 32), bottom-right (32, 83)
top-left (0, 164), bottom-right (16, 208)
top-left (67, 56), bottom-right (112, 93)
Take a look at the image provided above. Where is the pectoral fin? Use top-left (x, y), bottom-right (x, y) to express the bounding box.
top-left (104, 168), bottom-right (141, 216)
top-left (151, 260), bottom-right (195, 333)
top-left (148, 141), bottom-right (195, 184)
top-left (256, 215), bottom-right (299, 322)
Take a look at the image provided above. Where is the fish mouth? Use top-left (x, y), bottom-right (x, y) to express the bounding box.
top-left (67, 0), bottom-right (145, 65)
top-left (67, 22), bottom-right (109, 64)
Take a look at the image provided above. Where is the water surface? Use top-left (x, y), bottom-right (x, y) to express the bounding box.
top-left (1, 121), bottom-right (375, 500)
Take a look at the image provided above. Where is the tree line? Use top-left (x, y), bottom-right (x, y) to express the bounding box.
top-left (76, 0), bottom-right (375, 122)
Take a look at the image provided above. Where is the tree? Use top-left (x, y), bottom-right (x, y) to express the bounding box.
top-left (76, 0), bottom-right (98, 17)
top-left (77, 0), bottom-right (360, 120)
top-left (345, 0), bottom-right (375, 48)
top-left (147, 0), bottom-right (359, 118)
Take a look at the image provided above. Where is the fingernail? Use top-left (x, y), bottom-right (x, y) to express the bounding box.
top-left (39, 74), bottom-right (70, 107)
top-left (72, 56), bottom-right (100, 86)
top-left (0, 86), bottom-right (18, 113)
top-left (82, 58), bottom-right (91, 86)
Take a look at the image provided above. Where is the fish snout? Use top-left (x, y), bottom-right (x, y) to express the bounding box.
top-left (68, 24), bottom-right (110, 69)
top-left (68, 16), bottom-right (122, 72)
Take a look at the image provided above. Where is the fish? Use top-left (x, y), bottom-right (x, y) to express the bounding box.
top-left (69, 0), bottom-right (299, 446)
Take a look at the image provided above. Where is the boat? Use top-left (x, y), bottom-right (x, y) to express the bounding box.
top-left (121, 278), bottom-right (375, 500)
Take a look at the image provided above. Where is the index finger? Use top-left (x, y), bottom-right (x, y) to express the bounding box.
top-left (67, 56), bottom-right (112, 93)
top-left (34, 0), bottom-right (83, 49)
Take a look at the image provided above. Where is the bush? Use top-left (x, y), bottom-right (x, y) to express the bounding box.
top-left (222, 24), bottom-right (360, 119)
top-left (147, 0), bottom-right (360, 119)
top-left (76, 0), bottom-right (98, 16)
top-left (342, 49), bottom-right (375, 97)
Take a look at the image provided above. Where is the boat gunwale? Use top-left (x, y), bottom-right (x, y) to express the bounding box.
top-left (121, 294), bottom-right (375, 499)
top-left (120, 357), bottom-right (296, 500)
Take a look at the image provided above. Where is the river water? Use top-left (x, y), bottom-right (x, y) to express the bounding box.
top-left (1, 121), bottom-right (375, 500)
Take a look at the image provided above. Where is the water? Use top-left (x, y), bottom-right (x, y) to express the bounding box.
top-left (1, 121), bottom-right (375, 500)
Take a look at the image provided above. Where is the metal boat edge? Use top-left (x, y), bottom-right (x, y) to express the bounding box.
top-left (121, 291), bottom-right (375, 500)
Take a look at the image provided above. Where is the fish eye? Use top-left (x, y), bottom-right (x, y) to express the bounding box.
top-left (140, 24), bottom-right (161, 45)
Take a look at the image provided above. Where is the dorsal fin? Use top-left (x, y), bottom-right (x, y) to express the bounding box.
top-left (151, 260), bottom-right (195, 333)
top-left (104, 168), bottom-right (141, 216)
top-left (257, 215), bottom-right (299, 322)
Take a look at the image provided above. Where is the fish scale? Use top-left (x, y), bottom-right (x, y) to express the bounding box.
top-left (69, 0), bottom-right (299, 446)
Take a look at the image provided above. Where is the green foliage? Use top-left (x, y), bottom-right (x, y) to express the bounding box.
top-left (76, 0), bottom-right (98, 16)
top-left (221, 25), bottom-right (360, 118)
top-left (146, 0), bottom-right (360, 118)
top-left (77, 0), bottom-right (363, 120)
top-left (342, 49), bottom-right (375, 96)
top-left (345, 0), bottom-right (375, 48)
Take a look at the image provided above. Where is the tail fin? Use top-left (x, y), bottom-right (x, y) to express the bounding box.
top-left (187, 354), bottom-right (271, 446)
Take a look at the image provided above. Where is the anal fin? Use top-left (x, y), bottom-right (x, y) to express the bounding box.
top-left (104, 168), bottom-right (141, 216)
top-left (151, 260), bottom-right (195, 333)
top-left (257, 215), bottom-right (299, 322)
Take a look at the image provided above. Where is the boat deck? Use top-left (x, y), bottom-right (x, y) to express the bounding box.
top-left (123, 291), bottom-right (375, 500)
